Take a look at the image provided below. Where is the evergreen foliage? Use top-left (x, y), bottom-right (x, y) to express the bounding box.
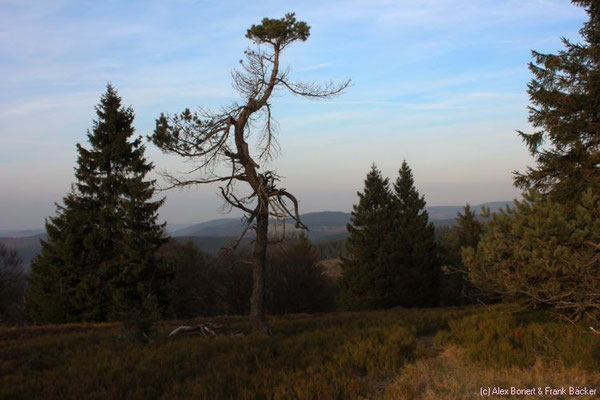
top-left (266, 233), bottom-right (336, 314)
top-left (463, 189), bottom-right (600, 321)
top-left (245, 13), bottom-right (310, 46)
top-left (438, 205), bottom-right (484, 305)
top-left (388, 161), bottom-right (440, 307)
top-left (455, 204), bottom-right (484, 249)
top-left (463, 0), bottom-right (600, 322)
top-left (209, 248), bottom-right (254, 316)
top-left (156, 236), bottom-right (335, 317)
top-left (158, 239), bottom-right (215, 319)
top-left (0, 243), bottom-right (26, 323)
top-left (339, 165), bottom-right (393, 309)
top-left (27, 85), bottom-right (170, 325)
top-left (514, 0), bottom-right (600, 202)
top-left (340, 162), bottom-right (440, 309)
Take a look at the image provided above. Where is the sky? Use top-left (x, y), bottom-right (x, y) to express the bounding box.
top-left (0, 0), bottom-right (588, 229)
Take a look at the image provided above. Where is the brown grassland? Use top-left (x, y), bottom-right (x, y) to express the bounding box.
top-left (1, 305), bottom-right (599, 399)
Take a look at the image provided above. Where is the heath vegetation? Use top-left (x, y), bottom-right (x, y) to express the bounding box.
top-left (1, 1), bottom-right (600, 398)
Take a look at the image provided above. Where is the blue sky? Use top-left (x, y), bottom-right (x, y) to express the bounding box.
top-left (0, 0), bottom-right (588, 229)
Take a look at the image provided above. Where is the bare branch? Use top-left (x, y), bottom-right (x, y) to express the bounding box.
top-left (257, 103), bottom-right (281, 162)
top-left (230, 211), bottom-right (258, 250)
top-left (277, 77), bottom-right (351, 99)
top-left (160, 173), bottom-right (247, 191)
top-left (269, 189), bottom-right (308, 230)
top-left (220, 186), bottom-right (255, 215)
top-left (150, 13), bottom-right (350, 333)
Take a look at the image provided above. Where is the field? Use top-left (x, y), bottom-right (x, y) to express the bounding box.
top-left (1, 305), bottom-right (599, 400)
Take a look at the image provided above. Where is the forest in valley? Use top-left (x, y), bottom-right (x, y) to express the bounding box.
top-left (1, 1), bottom-right (600, 399)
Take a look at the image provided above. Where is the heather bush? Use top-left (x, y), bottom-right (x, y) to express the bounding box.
top-left (436, 305), bottom-right (600, 371)
top-left (0, 309), bottom-right (434, 400)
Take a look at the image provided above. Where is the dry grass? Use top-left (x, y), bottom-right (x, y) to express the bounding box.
top-left (1, 306), bottom-right (598, 399)
top-left (384, 346), bottom-right (600, 399)
top-left (318, 258), bottom-right (342, 279)
top-left (0, 321), bottom-right (116, 340)
top-left (1, 309), bottom-right (460, 400)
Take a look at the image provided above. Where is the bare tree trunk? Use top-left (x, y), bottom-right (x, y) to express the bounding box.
top-left (151, 15), bottom-right (349, 333)
top-left (249, 195), bottom-right (271, 333)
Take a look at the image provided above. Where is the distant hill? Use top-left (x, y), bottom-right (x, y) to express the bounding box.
top-left (425, 201), bottom-right (511, 220)
top-left (171, 211), bottom-right (350, 240)
top-left (1, 201), bottom-right (514, 267)
top-left (0, 229), bottom-right (45, 238)
top-left (169, 218), bottom-right (243, 237)
top-left (171, 202), bottom-right (514, 238)
top-left (0, 233), bottom-right (46, 272)
top-left (172, 236), bottom-right (253, 254)
top-left (165, 223), bottom-right (196, 234)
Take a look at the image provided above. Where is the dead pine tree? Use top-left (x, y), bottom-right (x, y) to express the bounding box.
top-left (150, 13), bottom-right (350, 333)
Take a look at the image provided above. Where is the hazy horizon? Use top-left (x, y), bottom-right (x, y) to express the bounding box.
top-left (0, 1), bottom-right (587, 230)
top-left (1, 201), bottom-right (517, 232)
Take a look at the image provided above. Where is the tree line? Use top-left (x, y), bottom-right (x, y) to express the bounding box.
top-left (160, 235), bottom-right (335, 319)
top-left (339, 0), bottom-right (600, 323)
top-left (460, 0), bottom-right (600, 323)
top-left (339, 162), bottom-right (439, 309)
top-left (337, 162), bottom-right (487, 310)
top-left (12, 86), bottom-right (335, 333)
top-left (2, 0), bottom-right (599, 329)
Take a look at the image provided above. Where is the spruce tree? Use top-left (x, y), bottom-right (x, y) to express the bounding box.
top-left (455, 204), bottom-right (484, 249)
top-left (266, 233), bottom-right (335, 314)
top-left (388, 161), bottom-right (439, 307)
top-left (27, 193), bottom-right (104, 322)
top-left (439, 204), bottom-right (484, 305)
top-left (0, 243), bottom-right (25, 323)
top-left (27, 85), bottom-right (170, 324)
top-left (463, 0), bottom-right (600, 321)
top-left (514, 0), bottom-right (600, 202)
top-left (339, 164), bottom-right (393, 310)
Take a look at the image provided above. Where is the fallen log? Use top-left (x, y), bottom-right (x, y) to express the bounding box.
top-left (168, 322), bottom-right (222, 338)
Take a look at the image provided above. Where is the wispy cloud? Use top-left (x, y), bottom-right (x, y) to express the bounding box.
top-left (0, 0), bottom-right (588, 228)
top-left (295, 61), bottom-right (335, 72)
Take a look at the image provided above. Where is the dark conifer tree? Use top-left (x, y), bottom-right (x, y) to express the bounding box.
top-left (388, 161), bottom-right (439, 307)
top-left (157, 239), bottom-right (214, 319)
top-left (455, 204), bottom-right (484, 249)
top-left (27, 85), bottom-right (170, 324)
top-left (514, 0), bottom-right (600, 202)
top-left (0, 243), bottom-right (26, 323)
top-left (439, 204), bottom-right (484, 305)
top-left (462, 1), bottom-right (600, 320)
top-left (27, 193), bottom-right (103, 322)
top-left (266, 233), bottom-right (335, 314)
top-left (339, 164), bottom-right (393, 309)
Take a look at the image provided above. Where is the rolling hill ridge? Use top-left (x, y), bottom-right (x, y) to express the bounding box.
top-left (0, 202), bottom-right (513, 268)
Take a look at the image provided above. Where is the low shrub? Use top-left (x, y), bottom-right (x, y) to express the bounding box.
top-left (462, 190), bottom-right (600, 322)
top-left (0, 309), bottom-right (431, 400)
top-left (435, 306), bottom-right (600, 371)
